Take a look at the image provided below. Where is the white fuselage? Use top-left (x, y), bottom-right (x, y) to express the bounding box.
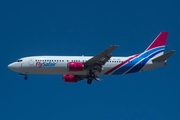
top-left (8, 56), bottom-right (165, 75)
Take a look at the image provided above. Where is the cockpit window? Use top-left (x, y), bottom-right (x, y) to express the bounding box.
top-left (16, 59), bottom-right (23, 62)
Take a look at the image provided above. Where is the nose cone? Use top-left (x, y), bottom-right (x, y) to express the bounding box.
top-left (8, 63), bottom-right (14, 70)
top-left (8, 62), bottom-right (21, 72)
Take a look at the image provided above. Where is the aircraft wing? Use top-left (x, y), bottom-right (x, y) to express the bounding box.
top-left (84, 45), bottom-right (118, 67)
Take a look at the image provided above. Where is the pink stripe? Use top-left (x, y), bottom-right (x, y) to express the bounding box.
top-left (146, 32), bottom-right (168, 51)
top-left (104, 54), bottom-right (139, 75)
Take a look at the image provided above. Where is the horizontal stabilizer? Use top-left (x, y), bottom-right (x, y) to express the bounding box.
top-left (152, 50), bottom-right (175, 62)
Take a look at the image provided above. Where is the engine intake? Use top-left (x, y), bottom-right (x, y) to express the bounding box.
top-left (62, 74), bottom-right (79, 82)
top-left (67, 62), bottom-right (84, 71)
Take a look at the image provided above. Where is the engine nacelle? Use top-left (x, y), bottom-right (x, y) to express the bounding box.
top-left (67, 62), bottom-right (84, 71)
top-left (62, 74), bottom-right (79, 82)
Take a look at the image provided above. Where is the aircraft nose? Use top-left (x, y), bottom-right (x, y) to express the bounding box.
top-left (8, 62), bottom-right (20, 71)
top-left (8, 63), bottom-right (14, 70)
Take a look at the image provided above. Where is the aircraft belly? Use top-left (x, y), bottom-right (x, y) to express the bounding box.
top-left (101, 64), bottom-right (118, 75)
top-left (23, 66), bottom-right (88, 75)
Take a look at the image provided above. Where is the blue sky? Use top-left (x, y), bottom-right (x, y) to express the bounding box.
top-left (0, 0), bottom-right (180, 120)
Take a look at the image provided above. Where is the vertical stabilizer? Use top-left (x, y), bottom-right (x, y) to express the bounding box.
top-left (142, 32), bottom-right (168, 59)
top-left (146, 32), bottom-right (168, 51)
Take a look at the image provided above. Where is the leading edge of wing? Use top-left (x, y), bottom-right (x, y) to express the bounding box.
top-left (84, 45), bottom-right (118, 66)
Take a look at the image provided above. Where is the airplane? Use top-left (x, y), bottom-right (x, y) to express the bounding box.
top-left (8, 32), bottom-right (175, 84)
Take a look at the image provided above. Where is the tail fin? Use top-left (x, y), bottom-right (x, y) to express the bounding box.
top-left (142, 32), bottom-right (168, 59)
top-left (145, 32), bottom-right (168, 51)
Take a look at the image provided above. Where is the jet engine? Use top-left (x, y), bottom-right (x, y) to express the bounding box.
top-left (67, 62), bottom-right (84, 71)
top-left (62, 74), bottom-right (79, 82)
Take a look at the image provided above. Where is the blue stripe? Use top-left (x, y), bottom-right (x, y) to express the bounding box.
top-left (139, 46), bottom-right (164, 58)
top-left (126, 50), bottom-right (164, 74)
top-left (126, 58), bottom-right (149, 74)
top-left (148, 50), bottom-right (164, 58)
top-left (111, 48), bottom-right (164, 75)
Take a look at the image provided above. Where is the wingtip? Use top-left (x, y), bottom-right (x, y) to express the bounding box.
top-left (169, 50), bottom-right (176, 54)
top-left (111, 45), bottom-right (119, 47)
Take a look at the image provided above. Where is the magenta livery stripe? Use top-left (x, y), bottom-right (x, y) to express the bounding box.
top-left (146, 32), bottom-right (168, 51)
top-left (104, 54), bottom-right (140, 75)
